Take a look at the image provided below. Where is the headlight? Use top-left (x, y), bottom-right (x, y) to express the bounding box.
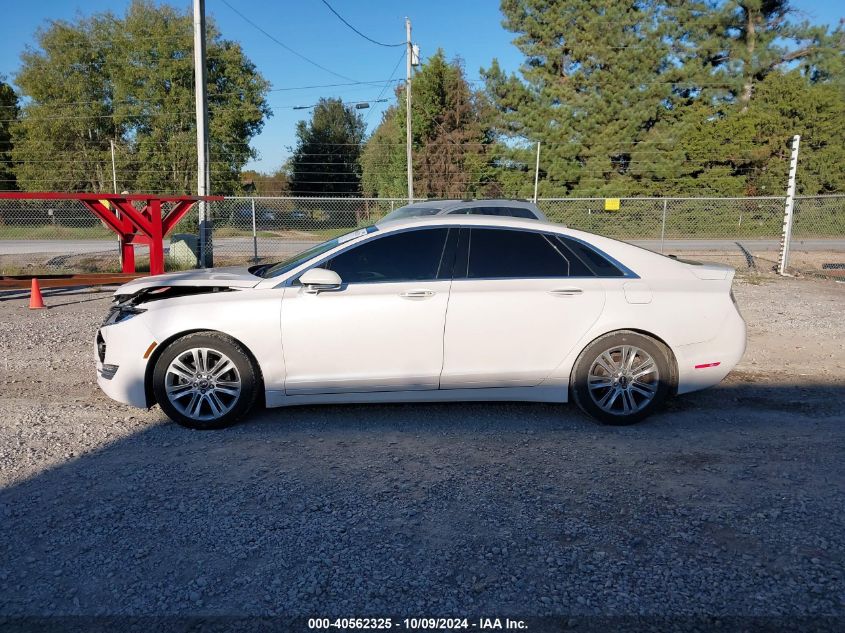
top-left (103, 306), bottom-right (146, 326)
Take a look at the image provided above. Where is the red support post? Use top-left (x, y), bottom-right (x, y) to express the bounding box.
top-left (162, 200), bottom-right (196, 235)
top-left (121, 238), bottom-right (136, 274)
top-left (147, 199), bottom-right (165, 276)
top-left (0, 192), bottom-right (223, 277)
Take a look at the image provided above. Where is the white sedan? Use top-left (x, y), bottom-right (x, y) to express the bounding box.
top-left (95, 216), bottom-right (745, 429)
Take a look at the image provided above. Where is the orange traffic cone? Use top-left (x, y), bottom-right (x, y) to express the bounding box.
top-left (29, 278), bottom-right (46, 310)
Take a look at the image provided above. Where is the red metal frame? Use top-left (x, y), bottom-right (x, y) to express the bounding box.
top-left (0, 192), bottom-right (222, 275)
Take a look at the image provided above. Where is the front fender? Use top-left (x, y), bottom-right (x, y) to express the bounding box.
top-left (141, 289), bottom-right (285, 394)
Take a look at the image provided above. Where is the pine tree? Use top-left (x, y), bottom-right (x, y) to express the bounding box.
top-left (674, 0), bottom-right (840, 108)
top-left (361, 50), bottom-right (495, 198)
top-left (288, 98), bottom-right (366, 196)
top-left (483, 0), bottom-right (844, 196)
top-left (483, 0), bottom-right (676, 196)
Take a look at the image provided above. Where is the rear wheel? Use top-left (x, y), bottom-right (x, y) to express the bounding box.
top-left (153, 332), bottom-right (258, 429)
top-left (570, 331), bottom-right (672, 425)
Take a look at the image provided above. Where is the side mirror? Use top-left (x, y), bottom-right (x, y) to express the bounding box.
top-left (299, 267), bottom-right (342, 293)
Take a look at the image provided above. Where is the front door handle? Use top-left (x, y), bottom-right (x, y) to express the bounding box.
top-left (549, 287), bottom-right (583, 297)
top-left (399, 289), bottom-right (435, 299)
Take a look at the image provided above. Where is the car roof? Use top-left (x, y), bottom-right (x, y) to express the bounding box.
top-left (372, 214), bottom-right (622, 251)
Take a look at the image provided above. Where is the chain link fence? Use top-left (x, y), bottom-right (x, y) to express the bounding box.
top-left (1, 195), bottom-right (843, 276)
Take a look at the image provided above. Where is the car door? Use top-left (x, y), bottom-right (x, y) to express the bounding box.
top-left (281, 227), bottom-right (456, 395)
top-left (440, 227), bottom-right (609, 389)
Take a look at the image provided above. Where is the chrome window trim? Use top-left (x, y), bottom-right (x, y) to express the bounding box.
top-left (457, 226), bottom-right (639, 281)
top-left (276, 223), bottom-right (638, 288)
top-left (557, 233), bottom-right (637, 279)
top-left (278, 225), bottom-right (453, 288)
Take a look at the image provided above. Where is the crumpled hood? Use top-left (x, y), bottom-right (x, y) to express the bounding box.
top-left (114, 266), bottom-right (261, 296)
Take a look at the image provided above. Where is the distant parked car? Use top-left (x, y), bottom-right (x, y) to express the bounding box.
top-left (378, 199), bottom-right (547, 224)
top-left (232, 207), bottom-right (278, 227)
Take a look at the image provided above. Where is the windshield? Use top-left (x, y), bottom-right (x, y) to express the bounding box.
top-left (251, 226), bottom-right (378, 278)
top-left (379, 204), bottom-right (442, 224)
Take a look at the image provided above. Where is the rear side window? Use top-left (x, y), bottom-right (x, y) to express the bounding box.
top-left (324, 228), bottom-right (450, 284)
top-left (463, 228), bottom-right (576, 279)
top-left (558, 236), bottom-right (625, 277)
top-left (448, 206), bottom-right (537, 219)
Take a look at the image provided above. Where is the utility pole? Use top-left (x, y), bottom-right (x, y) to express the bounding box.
top-left (193, 0), bottom-right (212, 267)
top-left (778, 134), bottom-right (801, 276)
top-left (109, 140), bottom-right (118, 194)
top-left (532, 141), bottom-right (541, 203)
top-left (110, 140), bottom-right (122, 267)
top-left (405, 17), bottom-right (414, 202)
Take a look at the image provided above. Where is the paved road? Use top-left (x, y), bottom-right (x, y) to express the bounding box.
top-left (1, 237), bottom-right (843, 256)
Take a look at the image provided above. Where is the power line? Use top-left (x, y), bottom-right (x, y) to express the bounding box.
top-left (0, 94), bottom-right (398, 123)
top-left (364, 50), bottom-right (406, 127)
top-left (0, 80), bottom-right (403, 111)
top-left (269, 79), bottom-right (401, 92)
top-left (319, 0), bottom-right (404, 48)
top-left (218, 0), bottom-right (361, 83)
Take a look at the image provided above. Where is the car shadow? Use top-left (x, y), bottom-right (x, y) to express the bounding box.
top-left (1, 380), bottom-right (843, 620)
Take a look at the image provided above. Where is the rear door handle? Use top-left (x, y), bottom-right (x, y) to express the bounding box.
top-left (549, 287), bottom-right (583, 297)
top-left (399, 289), bottom-right (435, 299)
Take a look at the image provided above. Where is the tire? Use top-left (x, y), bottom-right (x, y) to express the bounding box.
top-left (152, 332), bottom-right (259, 429)
top-left (570, 330), bottom-right (672, 426)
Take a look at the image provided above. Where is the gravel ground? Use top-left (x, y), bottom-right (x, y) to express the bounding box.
top-left (0, 274), bottom-right (843, 624)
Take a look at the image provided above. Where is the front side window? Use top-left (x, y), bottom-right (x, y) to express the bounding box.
top-left (324, 228), bottom-right (450, 284)
top-left (256, 226), bottom-right (378, 278)
top-left (463, 228), bottom-right (574, 279)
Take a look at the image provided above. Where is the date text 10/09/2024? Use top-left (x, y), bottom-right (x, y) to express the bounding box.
top-left (307, 618), bottom-right (528, 630)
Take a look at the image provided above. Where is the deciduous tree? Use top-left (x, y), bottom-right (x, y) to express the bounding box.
top-left (11, 0), bottom-right (270, 194)
top-left (0, 78), bottom-right (18, 193)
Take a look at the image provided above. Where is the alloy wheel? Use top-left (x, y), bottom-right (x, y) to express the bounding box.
top-left (587, 345), bottom-right (659, 415)
top-left (164, 347), bottom-right (242, 421)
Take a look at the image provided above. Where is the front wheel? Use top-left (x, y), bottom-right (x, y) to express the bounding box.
top-left (152, 332), bottom-right (258, 429)
top-left (570, 331), bottom-right (672, 425)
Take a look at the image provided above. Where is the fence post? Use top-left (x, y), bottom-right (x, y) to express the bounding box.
top-left (660, 199), bottom-right (668, 254)
top-left (251, 197), bottom-right (258, 263)
top-left (778, 135), bottom-right (801, 275)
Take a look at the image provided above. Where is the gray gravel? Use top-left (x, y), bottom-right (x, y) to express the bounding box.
top-left (0, 274), bottom-right (843, 619)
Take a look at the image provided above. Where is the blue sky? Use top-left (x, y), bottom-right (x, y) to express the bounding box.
top-left (1, 0), bottom-right (841, 173)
